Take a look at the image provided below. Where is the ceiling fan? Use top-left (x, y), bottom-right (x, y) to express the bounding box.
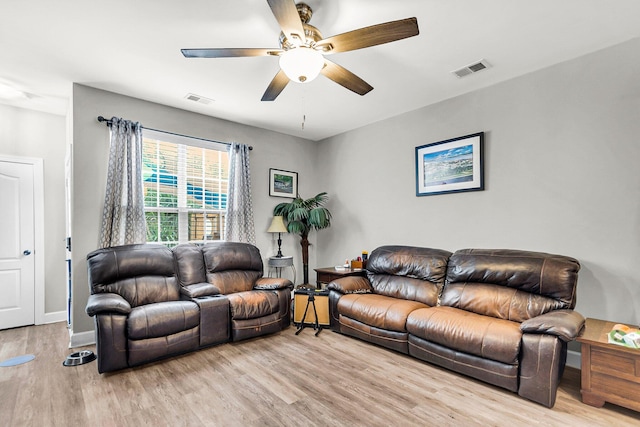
top-left (181, 0), bottom-right (419, 101)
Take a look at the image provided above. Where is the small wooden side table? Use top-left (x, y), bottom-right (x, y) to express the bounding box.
top-left (314, 266), bottom-right (366, 290)
top-left (577, 318), bottom-right (640, 412)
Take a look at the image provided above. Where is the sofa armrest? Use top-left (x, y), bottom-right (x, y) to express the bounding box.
top-left (520, 309), bottom-right (585, 342)
top-left (85, 293), bottom-right (131, 317)
top-left (327, 276), bottom-right (372, 294)
top-left (180, 282), bottom-right (220, 298)
top-left (254, 277), bottom-right (293, 290)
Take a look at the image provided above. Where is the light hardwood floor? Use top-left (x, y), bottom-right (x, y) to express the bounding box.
top-left (1, 322), bottom-right (639, 426)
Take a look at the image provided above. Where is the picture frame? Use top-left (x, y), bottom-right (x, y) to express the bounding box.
top-left (415, 132), bottom-right (484, 197)
top-left (269, 168), bottom-right (298, 199)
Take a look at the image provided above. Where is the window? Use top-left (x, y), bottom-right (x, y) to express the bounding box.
top-left (142, 130), bottom-right (229, 247)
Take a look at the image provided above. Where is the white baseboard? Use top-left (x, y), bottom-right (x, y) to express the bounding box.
top-left (68, 329), bottom-right (96, 348)
top-left (43, 311), bottom-right (67, 324)
top-left (566, 349), bottom-right (581, 369)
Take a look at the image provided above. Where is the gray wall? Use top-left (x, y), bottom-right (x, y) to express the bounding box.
top-left (70, 85), bottom-right (318, 336)
top-left (0, 104), bottom-right (67, 315)
top-left (316, 38), bottom-right (640, 326)
top-left (37, 36), bottom-right (640, 338)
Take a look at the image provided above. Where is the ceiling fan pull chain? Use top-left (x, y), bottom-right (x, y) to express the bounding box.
top-left (301, 90), bottom-right (306, 130)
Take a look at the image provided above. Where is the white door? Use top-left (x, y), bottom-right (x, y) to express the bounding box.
top-left (0, 160), bottom-right (35, 329)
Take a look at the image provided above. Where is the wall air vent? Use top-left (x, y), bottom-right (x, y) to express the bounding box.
top-left (184, 93), bottom-right (214, 105)
top-left (452, 59), bottom-right (491, 78)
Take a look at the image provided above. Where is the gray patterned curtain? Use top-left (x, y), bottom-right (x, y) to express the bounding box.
top-left (98, 117), bottom-right (147, 248)
top-left (224, 143), bottom-right (255, 244)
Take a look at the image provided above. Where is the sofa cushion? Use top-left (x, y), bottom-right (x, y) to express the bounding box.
top-left (202, 242), bottom-right (263, 273)
top-left (208, 271), bottom-right (263, 294)
top-left (88, 244), bottom-right (175, 286)
top-left (446, 249), bottom-right (580, 309)
top-left (102, 276), bottom-right (181, 307)
top-left (128, 301), bottom-right (200, 340)
top-left (173, 243), bottom-right (206, 287)
top-left (87, 244), bottom-right (180, 306)
top-left (227, 291), bottom-right (280, 320)
top-left (338, 293), bottom-right (429, 333)
top-left (365, 246), bottom-right (452, 305)
top-left (441, 282), bottom-right (566, 323)
top-left (406, 306), bottom-right (522, 364)
top-left (202, 242), bottom-right (264, 294)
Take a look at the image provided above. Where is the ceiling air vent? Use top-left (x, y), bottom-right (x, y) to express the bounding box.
top-left (452, 59), bottom-right (491, 78)
top-left (184, 93), bottom-right (214, 105)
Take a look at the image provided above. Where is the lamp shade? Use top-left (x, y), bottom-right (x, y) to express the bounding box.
top-left (267, 216), bottom-right (288, 233)
top-left (279, 47), bottom-right (325, 83)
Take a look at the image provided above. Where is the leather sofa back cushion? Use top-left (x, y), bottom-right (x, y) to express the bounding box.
top-left (366, 245), bottom-right (452, 304)
top-left (367, 275), bottom-right (440, 307)
top-left (101, 276), bottom-right (180, 307)
top-left (88, 244), bottom-right (175, 287)
top-left (441, 282), bottom-right (565, 322)
top-left (207, 270), bottom-right (262, 294)
top-left (444, 249), bottom-right (580, 320)
top-left (87, 244), bottom-right (179, 306)
top-left (172, 243), bottom-right (206, 286)
top-left (202, 242), bottom-right (263, 274)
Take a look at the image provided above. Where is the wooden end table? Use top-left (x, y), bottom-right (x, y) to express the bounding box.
top-left (577, 318), bottom-right (640, 412)
top-left (314, 266), bottom-right (366, 290)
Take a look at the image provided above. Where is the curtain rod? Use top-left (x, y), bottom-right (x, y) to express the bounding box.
top-left (96, 116), bottom-right (253, 150)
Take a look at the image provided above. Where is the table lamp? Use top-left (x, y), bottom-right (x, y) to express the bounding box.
top-left (267, 216), bottom-right (288, 257)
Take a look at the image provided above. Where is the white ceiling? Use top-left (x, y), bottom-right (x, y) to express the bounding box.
top-left (2, 0), bottom-right (640, 141)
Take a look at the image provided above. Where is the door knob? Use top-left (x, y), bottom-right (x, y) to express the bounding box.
top-left (23, 250), bottom-right (31, 256)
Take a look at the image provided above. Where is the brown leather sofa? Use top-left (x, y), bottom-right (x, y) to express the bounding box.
top-left (85, 242), bottom-right (292, 373)
top-left (328, 245), bottom-right (584, 408)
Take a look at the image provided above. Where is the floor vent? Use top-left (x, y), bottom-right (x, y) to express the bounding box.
top-left (452, 59), bottom-right (491, 78)
top-left (185, 93), bottom-right (214, 104)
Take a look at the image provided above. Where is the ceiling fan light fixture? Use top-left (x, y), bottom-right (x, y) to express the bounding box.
top-left (279, 47), bottom-right (324, 83)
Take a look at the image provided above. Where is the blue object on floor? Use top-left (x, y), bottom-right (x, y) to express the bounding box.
top-left (0, 354), bottom-right (35, 367)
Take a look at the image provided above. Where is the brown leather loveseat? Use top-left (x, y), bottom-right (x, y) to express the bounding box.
top-left (85, 242), bottom-right (292, 373)
top-left (328, 245), bottom-right (584, 408)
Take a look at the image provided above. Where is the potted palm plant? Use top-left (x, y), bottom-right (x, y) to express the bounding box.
top-left (273, 192), bottom-right (332, 285)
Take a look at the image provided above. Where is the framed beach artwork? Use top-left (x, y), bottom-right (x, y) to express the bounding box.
top-left (415, 132), bottom-right (484, 196)
top-left (269, 168), bottom-right (298, 198)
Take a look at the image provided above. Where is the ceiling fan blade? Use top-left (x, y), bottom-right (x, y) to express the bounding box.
top-left (267, 0), bottom-right (306, 44)
top-left (181, 48), bottom-right (281, 58)
top-left (261, 69), bottom-right (290, 101)
top-left (320, 59), bottom-right (373, 96)
top-left (317, 17), bottom-right (419, 54)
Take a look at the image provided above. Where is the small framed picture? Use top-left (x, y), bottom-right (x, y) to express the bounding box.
top-left (269, 168), bottom-right (298, 199)
top-left (415, 132), bottom-right (484, 196)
